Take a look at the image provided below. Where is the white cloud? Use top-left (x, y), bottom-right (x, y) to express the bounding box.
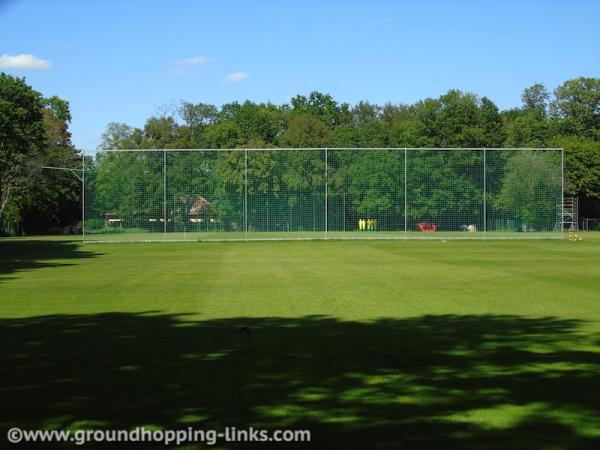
top-left (0, 54), bottom-right (52, 70)
top-left (178, 56), bottom-right (206, 65)
top-left (224, 72), bottom-right (248, 84)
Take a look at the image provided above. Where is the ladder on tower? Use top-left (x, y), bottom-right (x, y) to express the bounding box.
top-left (556, 197), bottom-right (578, 231)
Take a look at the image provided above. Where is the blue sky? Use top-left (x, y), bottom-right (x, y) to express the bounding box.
top-left (1, 0), bottom-right (599, 150)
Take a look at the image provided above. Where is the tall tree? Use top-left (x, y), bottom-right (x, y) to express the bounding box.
top-left (413, 90), bottom-right (504, 147)
top-left (0, 73), bottom-right (46, 233)
top-left (549, 135), bottom-right (600, 216)
top-left (280, 113), bottom-right (332, 148)
top-left (290, 92), bottom-right (351, 127)
top-left (100, 122), bottom-right (142, 150)
top-left (176, 101), bottom-right (218, 147)
top-left (550, 77), bottom-right (600, 138)
top-left (522, 83), bottom-right (550, 113)
top-left (142, 116), bottom-right (179, 148)
top-left (20, 97), bottom-right (81, 233)
top-left (496, 151), bottom-right (562, 230)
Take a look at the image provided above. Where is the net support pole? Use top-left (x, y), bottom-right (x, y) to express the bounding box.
top-left (244, 149), bottom-right (248, 238)
top-left (324, 147), bottom-right (328, 239)
top-left (163, 149), bottom-right (167, 236)
top-left (483, 147), bottom-right (487, 236)
top-left (561, 148), bottom-right (565, 236)
top-left (343, 193), bottom-right (346, 232)
top-left (82, 149), bottom-right (85, 243)
top-left (404, 147), bottom-right (408, 234)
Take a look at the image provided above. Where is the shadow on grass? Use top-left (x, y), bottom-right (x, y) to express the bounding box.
top-left (0, 240), bottom-right (98, 282)
top-left (1, 313), bottom-right (599, 449)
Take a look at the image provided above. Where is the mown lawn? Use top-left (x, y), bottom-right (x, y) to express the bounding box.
top-left (1, 235), bottom-right (599, 449)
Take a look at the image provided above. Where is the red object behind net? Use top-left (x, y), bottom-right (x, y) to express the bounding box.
top-left (417, 222), bottom-right (438, 232)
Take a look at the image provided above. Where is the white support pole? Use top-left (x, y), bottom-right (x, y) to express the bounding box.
top-left (561, 148), bottom-right (565, 236)
top-left (343, 193), bottom-right (346, 232)
top-left (404, 147), bottom-right (408, 234)
top-left (244, 149), bottom-right (248, 238)
top-left (163, 150), bottom-right (167, 236)
top-left (82, 150), bottom-right (85, 243)
top-left (325, 147), bottom-right (328, 239)
top-left (483, 147), bottom-right (487, 236)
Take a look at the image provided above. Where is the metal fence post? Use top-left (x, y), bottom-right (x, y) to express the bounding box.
top-left (404, 147), bottom-right (408, 234)
top-left (561, 148), bottom-right (565, 236)
top-left (163, 149), bottom-right (167, 236)
top-left (82, 149), bottom-right (85, 243)
top-left (244, 149), bottom-right (248, 238)
top-left (325, 147), bottom-right (328, 239)
top-left (343, 193), bottom-right (346, 232)
top-left (483, 147), bottom-right (487, 236)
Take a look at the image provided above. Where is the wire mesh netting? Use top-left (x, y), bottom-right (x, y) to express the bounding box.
top-left (83, 148), bottom-right (564, 241)
top-left (581, 218), bottom-right (600, 231)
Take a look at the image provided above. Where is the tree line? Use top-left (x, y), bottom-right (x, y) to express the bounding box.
top-left (99, 78), bottom-right (599, 219)
top-left (0, 73), bottom-right (598, 234)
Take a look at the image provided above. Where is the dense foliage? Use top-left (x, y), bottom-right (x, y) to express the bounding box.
top-left (1, 74), bottom-right (598, 234)
top-left (85, 147), bottom-right (562, 234)
top-left (0, 74), bottom-right (80, 234)
top-left (97, 77), bottom-right (599, 223)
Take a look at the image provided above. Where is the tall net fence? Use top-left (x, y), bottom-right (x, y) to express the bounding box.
top-left (83, 148), bottom-right (563, 241)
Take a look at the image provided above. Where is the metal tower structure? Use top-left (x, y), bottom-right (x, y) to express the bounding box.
top-left (558, 197), bottom-right (579, 230)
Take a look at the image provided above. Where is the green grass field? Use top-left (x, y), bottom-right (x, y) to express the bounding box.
top-left (1, 235), bottom-right (599, 449)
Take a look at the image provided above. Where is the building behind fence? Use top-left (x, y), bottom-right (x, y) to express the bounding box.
top-left (83, 148), bottom-right (564, 241)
